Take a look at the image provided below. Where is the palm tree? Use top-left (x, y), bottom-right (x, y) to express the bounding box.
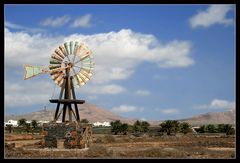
top-left (225, 124), bottom-right (235, 135)
top-left (18, 118), bottom-right (27, 127)
top-left (110, 120), bottom-right (122, 135)
top-left (120, 123), bottom-right (129, 135)
top-left (6, 124), bottom-right (13, 133)
top-left (133, 120), bottom-right (141, 133)
top-left (217, 124), bottom-right (226, 133)
top-left (160, 120), bottom-right (174, 135)
top-left (206, 124), bottom-right (216, 133)
top-left (31, 120), bottom-right (38, 129)
top-left (141, 121), bottom-right (150, 133)
top-left (198, 125), bottom-right (206, 133)
top-left (172, 120), bottom-right (180, 135)
top-left (25, 123), bottom-right (31, 133)
top-left (179, 122), bottom-right (191, 134)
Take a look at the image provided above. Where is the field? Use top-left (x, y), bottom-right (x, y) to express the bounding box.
top-left (5, 132), bottom-right (235, 159)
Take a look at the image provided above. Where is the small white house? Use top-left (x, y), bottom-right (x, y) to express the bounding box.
top-left (38, 120), bottom-right (50, 125)
top-left (4, 120), bottom-right (18, 127)
top-left (93, 121), bottom-right (111, 127)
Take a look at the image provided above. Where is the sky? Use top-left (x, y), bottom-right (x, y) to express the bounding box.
top-left (4, 4), bottom-right (236, 121)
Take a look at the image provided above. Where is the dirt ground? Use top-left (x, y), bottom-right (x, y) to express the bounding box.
top-left (4, 133), bottom-right (235, 159)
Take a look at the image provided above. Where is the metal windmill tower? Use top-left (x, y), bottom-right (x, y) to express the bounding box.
top-left (24, 41), bottom-right (95, 123)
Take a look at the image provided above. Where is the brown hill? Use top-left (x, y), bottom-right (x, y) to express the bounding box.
top-left (179, 109), bottom-right (235, 126)
top-left (5, 103), bottom-right (136, 124)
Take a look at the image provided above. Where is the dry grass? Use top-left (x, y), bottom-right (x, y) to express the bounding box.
top-left (5, 133), bottom-right (235, 159)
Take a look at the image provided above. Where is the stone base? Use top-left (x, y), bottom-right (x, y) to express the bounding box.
top-left (42, 121), bottom-right (92, 149)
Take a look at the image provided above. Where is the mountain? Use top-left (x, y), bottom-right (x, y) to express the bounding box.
top-left (4, 103), bottom-right (136, 124)
top-left (5, 103), bottom-right (235, 126)
top-left (178, 109), bottom-right (235, 126)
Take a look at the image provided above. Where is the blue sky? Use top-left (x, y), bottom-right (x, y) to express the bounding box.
top-left (4, 4), bottom-right (236, 121)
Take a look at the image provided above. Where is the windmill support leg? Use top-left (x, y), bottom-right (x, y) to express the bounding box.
top-left (68, 104), bottom-right (72, 122)
top-left (54, 103), bottom-right (61, 121)
top-left (62, 104), bottom-right (67, 122)
top-left (71, 78), bottom-right (80, 121)
top-left (74, 104), bottom-right (80, 121)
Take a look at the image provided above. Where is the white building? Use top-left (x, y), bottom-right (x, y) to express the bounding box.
top-left (38, 120), bottom-right (50, 125)
top-left (93, 121), bottom-right (111, 127)
top-left (4, 120), bottom-right (18, 127)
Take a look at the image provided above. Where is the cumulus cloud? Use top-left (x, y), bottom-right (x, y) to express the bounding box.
top-left (111, 105), bottom-right (144, 113)
top-left (85, 84), bottom-right (126, 94)
top-left (5, 28), bottom-right (194, 85)
top-left (189, 4), bottom-right (234, 28)
top-left (194, 99), bottom-right (235, 110)
top-left (5, 28), bottom-right (194, 108)
top-left (155, 108), bottom-right (179, 114)
top-left (5, 80), bottom-right (55, 107)
top-left (40, 15), bottom-right (71, 27)
top-left (134, 90), bottom-right (151, 96)
top-left (71, 14), bottom-right (92, 28)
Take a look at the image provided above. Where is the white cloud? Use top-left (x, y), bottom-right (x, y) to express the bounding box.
top-left (4, 28), bottom-right (194, 110)
top-left (64, 29), bottom-right (194, 83)
top-left (189, 4), bottom-right (234, 28)
top-left (5, 28), bottom-right (194, 85)
top-left (86, 84), bottom-right (126, 94)
top-left (134, 90), bottom-right (151, 96)
top-left (40, 15), bottom-right (71, 27)
top-left (5, 21), bottom-right (45, 33)
top-left (111, 105), bottom-right (144, 113)
top-left (5, 80), bottom-right (55, 107)
top-left (194, 99), bottom-right (235, 110)
top-left (71, 14), bottom-right (92, 28)
top-left (155, 108), bottom-right (179, 114)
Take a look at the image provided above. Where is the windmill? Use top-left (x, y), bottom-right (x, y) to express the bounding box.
top-left (24, 41), bottom-right (95, 123)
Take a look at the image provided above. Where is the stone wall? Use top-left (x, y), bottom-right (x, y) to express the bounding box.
top-left (42, 121), bottom-right (92, 149)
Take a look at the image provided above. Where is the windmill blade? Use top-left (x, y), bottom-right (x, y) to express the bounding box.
top-left (51, 53), bottom-right (63, 61)
top-left (80, 69), bottom-right (92, 79)
top-left (24, 65), bottom-right (47, 80)
top-left (55, 73), bottom-right (64, 85)
top-left (75, 43), bottom-right (84, 56)
top-left (58, 45), bottom-right (67, 57)
top-left (70, 41), bottom-right (74, 55)
top-left (50, 58), bottom-right (62, 64)
top-left (75, 45), bottom-right (90, 60)
top-left (81, 64), bottom-right (94, 71)
top-left (49, 64), bottom-right (61, 70)
top-left (64, 42), bottom-right (70, 55)
top-left (80, 67), bottom-right (92, 73)
top-left (57, 77), bottom-right (64, 86)
top-left (78, 72), bottom-right (89, 83)
top-left (53, 50), bottom-right (64, 59)
top-left (51, 72), bottom-right (62, 80)
top-left (63, 42), bottom-right (71, 62)
top-left (72, 41), bottom-right (79, 63)
top-left (71, 66), bottom-right (84, 87)
top-left (80, 51), bottom-right (92, 61)
top-left (76, 74), bottom-right (86, 86)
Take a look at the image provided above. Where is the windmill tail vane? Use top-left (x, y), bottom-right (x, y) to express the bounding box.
top-left (23, 64), bottom-right (70, 80)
